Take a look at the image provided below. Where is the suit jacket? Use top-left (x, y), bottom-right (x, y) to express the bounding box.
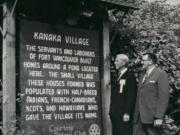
top-left (133, 67), bottom-right (170, 124)
top-left (110, 69), bottom-right (137, 121)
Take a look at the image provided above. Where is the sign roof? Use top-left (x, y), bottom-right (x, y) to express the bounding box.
top-left (100, 0), bottom-right (138, 10)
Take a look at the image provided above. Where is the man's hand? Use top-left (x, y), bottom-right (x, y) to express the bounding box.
top-left (154, 119), bottom-right (163, 127)
top-left (123, 113), bottom-right (130, 122)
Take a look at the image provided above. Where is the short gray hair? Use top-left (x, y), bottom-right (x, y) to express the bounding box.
top-left (116, 54), bottom-right (129, 65)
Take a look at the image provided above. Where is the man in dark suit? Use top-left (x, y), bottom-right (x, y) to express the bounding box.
top-left (133, 53), bottom-right (170, 135)
top-left (110, 53), bottom-right (137, 135)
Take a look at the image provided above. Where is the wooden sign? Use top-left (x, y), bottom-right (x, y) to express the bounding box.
top-left (19, 20), bottom-right (102, 135)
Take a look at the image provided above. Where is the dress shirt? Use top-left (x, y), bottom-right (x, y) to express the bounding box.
top-left (142, 66), bottom-right (155, 83)
top-left (118, 68), bottom-right (128, 80)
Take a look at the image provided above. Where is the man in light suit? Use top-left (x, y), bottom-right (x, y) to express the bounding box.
top-left (133, 53), bottom-right (170, 135)
top-left (110, 54), bottom-right (137, 135)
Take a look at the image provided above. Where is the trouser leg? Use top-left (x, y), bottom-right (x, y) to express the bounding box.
top-left (119, 122), bottom-right (132, 135)
top-left (111, 116), bottom-right (132, 135)
top-left (133, 117), bottom-right (146, 135)
top-left (110, 116), bottom-right (118, 135)
top-left (133, 118), bottom-right (162, 135)
top-left (144, 124), bottom-right (162, 135)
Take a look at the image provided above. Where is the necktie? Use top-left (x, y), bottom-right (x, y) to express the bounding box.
top-left (117, 72), bottom-right (121, 82)
top-left (142, 72), bottom-right (148, 83)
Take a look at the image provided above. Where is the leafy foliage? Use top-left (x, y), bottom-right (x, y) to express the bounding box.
top-left (109, 0), bottom-right (180, 134)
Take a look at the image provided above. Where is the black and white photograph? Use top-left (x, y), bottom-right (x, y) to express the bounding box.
top-left (0, 0), bottom-right (180, 135)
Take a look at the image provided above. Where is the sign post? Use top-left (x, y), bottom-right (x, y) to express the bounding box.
top-left (101, 21), bottom-right (111, 135)
top-left (2, 1), bottom-right (16, 135)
